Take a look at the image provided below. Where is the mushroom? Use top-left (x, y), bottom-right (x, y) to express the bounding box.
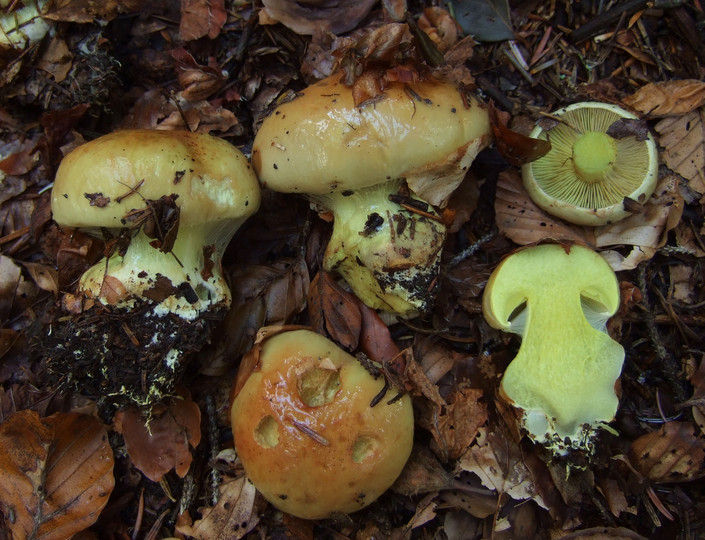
top-left (51, 129), bottom-right (260, 320)
top-left (0, 0), bottom-right (51, 50)
top-left (252, 74), bottom-right (492, 317)
top-left (48, 129), bottom-right (260, 405)
top-left (521, 102), bottom-right (658, 226)
top-left (230, 328), bottom-right (414, 519)
top-left (482, 243), bottom-right (624, 454)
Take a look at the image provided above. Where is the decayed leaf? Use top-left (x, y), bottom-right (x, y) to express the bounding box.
top-left (44, 0), bottom-right (125, 23)
top-left (689, 358), bottom-right (705, 436)
top-left (623, 80), bottom-right (705, 117)
top-left (653, 109), bottom-right (705, 195)
top-left (488, 101), bottom-right (551, 166)
top-left (307, 270), bottom-right (362, 353)
top-left (494, 169), bottom-right (596, 246)
top-left (260, 0), bottom-right (378, 35)
top-left (175, 475), bottom-right (259, 540)
top-left (459, 426), bottom-right (547, 508)
top-left (444, 0), bottom-right (514, 42)
top-left (628, 422), bottom-right (705, 483)
top-left (431, 387), bottom-right (488, 461)
top-left (113, 391), bottom-right (202, 482)
top-left (179, 0), bottom-right (227, 41)
top-left (598, 477), bottom-right (636, 518)
top-left (0, 410), bottom-right (114, 540)
top-left (596, 175), bottom-right (683, 271)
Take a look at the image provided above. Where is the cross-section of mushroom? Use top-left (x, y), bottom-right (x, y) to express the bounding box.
top-left (482, 243), bottom-right (625, 455)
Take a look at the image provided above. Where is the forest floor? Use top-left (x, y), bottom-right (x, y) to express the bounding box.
top-left (1, 0), bottom-right (705, 539)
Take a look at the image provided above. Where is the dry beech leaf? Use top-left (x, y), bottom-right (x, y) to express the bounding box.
top-left (628, 421), bottom-right (705, 483)
top-left (307, 270), bottom-right (362, 353)
top-left (0, 410), bottom-right (114, 540)
top-left (459, 426), bottom-right (547, 509)
top-left (22, 261), bottom-right (59, 295)
top-left (623, 80), bottom-right (705, 116)
top-left (175, 475), bottom-right (258, 540)
top-left (260, 0), bottom-right (377, 35)
top-left (430, 387), bottom-right (488, 461)
top-left (179, 0), bottom-right (227, 41)
top-left (113, 391), bottom-right (202, 482)
top-left (596, 175), bottom-right (683, 271)
top-left (653, 109), bottom-right (705, 194)
top-left (494, 169), bottom-right (596, 246)
top-left (598, 477), bottom-right (635, 518)
top-left (689, 358), bottom-right (705, 436)
top-left (488, 101), bottom-right (551, 166)
top-left (359, 301), bottom-right (403, 370)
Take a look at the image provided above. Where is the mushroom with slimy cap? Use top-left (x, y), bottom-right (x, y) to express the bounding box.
top-left (482, 243), bottom-right (624, 455)
top-left (230, 328), bottom-right (414, 520)
top-left (521, 102), bottom-right (658, 226)
top-left (51, 129), bottom-right (260, 320)
top-left (49, 129), bottom-right (260, 405)
top-left (252, 74), bottom-right (492, 317)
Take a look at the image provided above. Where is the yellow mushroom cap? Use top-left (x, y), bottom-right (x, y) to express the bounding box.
top-left (252, 74), bottom-right (492, 206)
top-left (521, 102), bottom-right (658, 226)
top-left (230, 329), bottom-right (414, 520)
top-left (482, 244), bottom-right (624, 454)
top-left (51, 129), bottom-right (260, 230)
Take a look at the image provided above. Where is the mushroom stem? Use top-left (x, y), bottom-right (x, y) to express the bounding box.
top-left (81, 219), bottom-right (245, 320)
top-left (318, 180), bottom-right (446, 317)
top-left (572, 131), bottom-right (617, 184)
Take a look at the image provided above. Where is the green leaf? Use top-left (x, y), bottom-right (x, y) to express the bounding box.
top-left (445, 0), bottom-right (514, 42)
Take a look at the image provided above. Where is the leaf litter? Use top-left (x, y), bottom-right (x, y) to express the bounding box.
top-left (1, 0), bottom-right (705, 538)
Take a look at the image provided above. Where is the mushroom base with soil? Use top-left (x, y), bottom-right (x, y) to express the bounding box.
top-left (42, 301), bottom-right (219, 409)
top-left (319, 180), bottom-right (447, 317)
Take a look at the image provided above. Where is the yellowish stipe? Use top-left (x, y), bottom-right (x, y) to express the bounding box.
top-left (572, 132), bottom-right (617, 184)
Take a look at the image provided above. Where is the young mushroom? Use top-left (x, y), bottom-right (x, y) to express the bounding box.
top-left (230, 329), bottom-right (414, 520)
top-left (482, 244), bottom-right (624, 455)
top-left (521, 102), bottom-right (658, 225)
top-left (49, 129), bottom-right (260, 405)
top-left (51, 129), bottom-right (260, 320)
top-left (252, 74), bottom-right (492, 317)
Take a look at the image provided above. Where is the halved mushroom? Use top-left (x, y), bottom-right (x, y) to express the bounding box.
top-left (521, 102), bottom-right (658, 226)
top-left (230, 328), bottom-right (414, 519)
top-left (482, 243), bottom-right (624, 454)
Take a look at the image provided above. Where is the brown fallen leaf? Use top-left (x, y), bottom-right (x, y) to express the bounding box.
top-left (688, 358), bottom-right (705, 436)
top-left (307, 270), bottom-right (362, 353)
top-left (487, 101), bottom-right (552, 166)
top-left (623, 80), bottom-right (705, 116)
top-left (113, 390), bottom-right (202, 482)
top-left (430, 386), bottom-right (488, 461)
top-left (653, 110), bottom-right (705, 194)
top-left (175, 475), bottom-right (259, 540)
top-left (179, 0), bottom-right (227, 41)
top-left (0, 410), bottom-right (114, 540)
top-left (628, 421), bottom-right (705, 483)
top-left (493, 169), bottom-right (596, 247)
top-left (458, 427), bottom-right (548, 509)
top-left (260, 0), bottom-right (378, 35)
